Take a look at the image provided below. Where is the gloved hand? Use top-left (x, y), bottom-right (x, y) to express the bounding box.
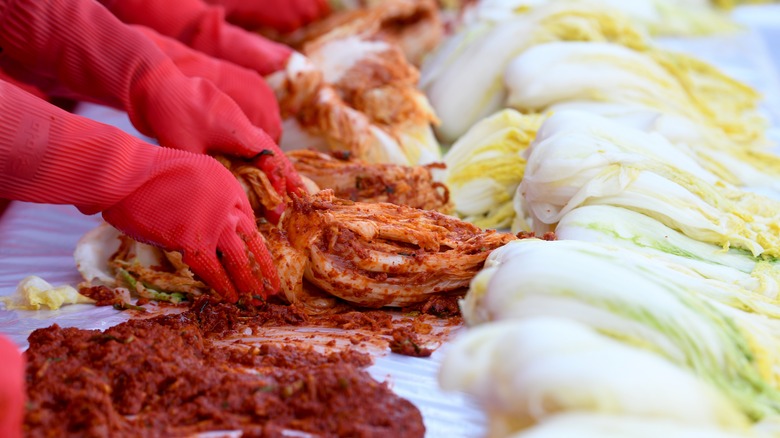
top-left (0, 66), bottom-right (49, 102)
top-left (98, 0), bottom-right (293, 76)
top-left (0, 335), bottom-right (24, 438)
top-left (0, 0), bottom-right (287, 158)
top-left (204, 0), bottom-right (331, 33)
top-left (135, 25), bottom-right (283, 142)
top-left (0, 81), bottom-right (280, 303)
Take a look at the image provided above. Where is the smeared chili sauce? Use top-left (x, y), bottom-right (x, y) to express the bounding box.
top-left (24, 299), bottom-right (425, 437)
top-left (389, 327), bottom-right (434, 357)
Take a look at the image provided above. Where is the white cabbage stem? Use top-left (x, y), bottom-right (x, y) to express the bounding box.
top-left (462, 238), bottom-right (780, 420)
top-left (439, 317), bottom-right (750, 436)
top-left (518, 111), bottom-right (780, 257)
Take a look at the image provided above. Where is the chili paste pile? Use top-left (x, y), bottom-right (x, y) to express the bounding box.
top-left (23, 299), bottom-right (425, 437)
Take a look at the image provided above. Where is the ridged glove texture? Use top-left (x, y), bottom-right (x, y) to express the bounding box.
top-left (0, 335), bottom-right (23, 438)
top-left (205, 0), bottom-right (331, 33)
top-left (134, 25), bottom-right (283, 142)
top-left (0, 0), bottom-right (281, 157)
top-left (0, 0), bottom-right (304, 220)
top-left (0, 81), bottom-right (281, 302)
top-left (99, 0), bottom-right (293, 75)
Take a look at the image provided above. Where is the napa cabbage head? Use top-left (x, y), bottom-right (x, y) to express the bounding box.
top-left (462, 238), bottom-right (780, 421)
top-left (439, 317), bottom-right (750, 436)
top-left (504, 41), bottom-right (767, 149)
top-left (541, 101), bottom-right (780, 189)
top-left (443, 109), bottom-right (543, 229)
top-left (421, 0), bottom-right (743, 144)
top-left (556, 205), bottom-right (780, 313)
top-left (510, 413), bottom-right (756, 438)
top-left (711, 0), bottom-right (778, 9)
top-left (467, 0), bottom-right (736, 36)
top-left (419, 2), bottom-right (648, 143)
top-left (517, 111), bottom-right (780, 257)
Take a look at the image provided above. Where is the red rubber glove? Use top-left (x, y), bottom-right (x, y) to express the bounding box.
top-left (0, 335), bottom-right (23, 438)
top-left (0, 81), bottom-right (280, 303)
top-left (0, 66), bottom-right (48, 102)
top-left (204, 0), bottom-right (331, 33)
top-left (0, 0), bottom-right (283, 158)
top-left (99, 0), bottom-right (293, 76)
top-left (134, 25), bottom-right (282, 142)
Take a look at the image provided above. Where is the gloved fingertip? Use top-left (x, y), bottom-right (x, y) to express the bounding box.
top-left (251, 149), bottom-right (276, 162)
top-left (262, 277), bottom-right (281, 299)
top-left (318, 0), bottom-right (332, 14)
top-left (286, 173), bottom-right (307, 195)
top-left (248, 297), bottom-right (266, 307)
top-left (243, 231), bottom-right (281, 295)
top-left (251, 154), bottom-right (288, 197)
top-left (185, 252), bottom-right (240, 303)
top-left (221, 289), bottom-right (240, 304)
top-left (211, 277), bottom-right (240, 304)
